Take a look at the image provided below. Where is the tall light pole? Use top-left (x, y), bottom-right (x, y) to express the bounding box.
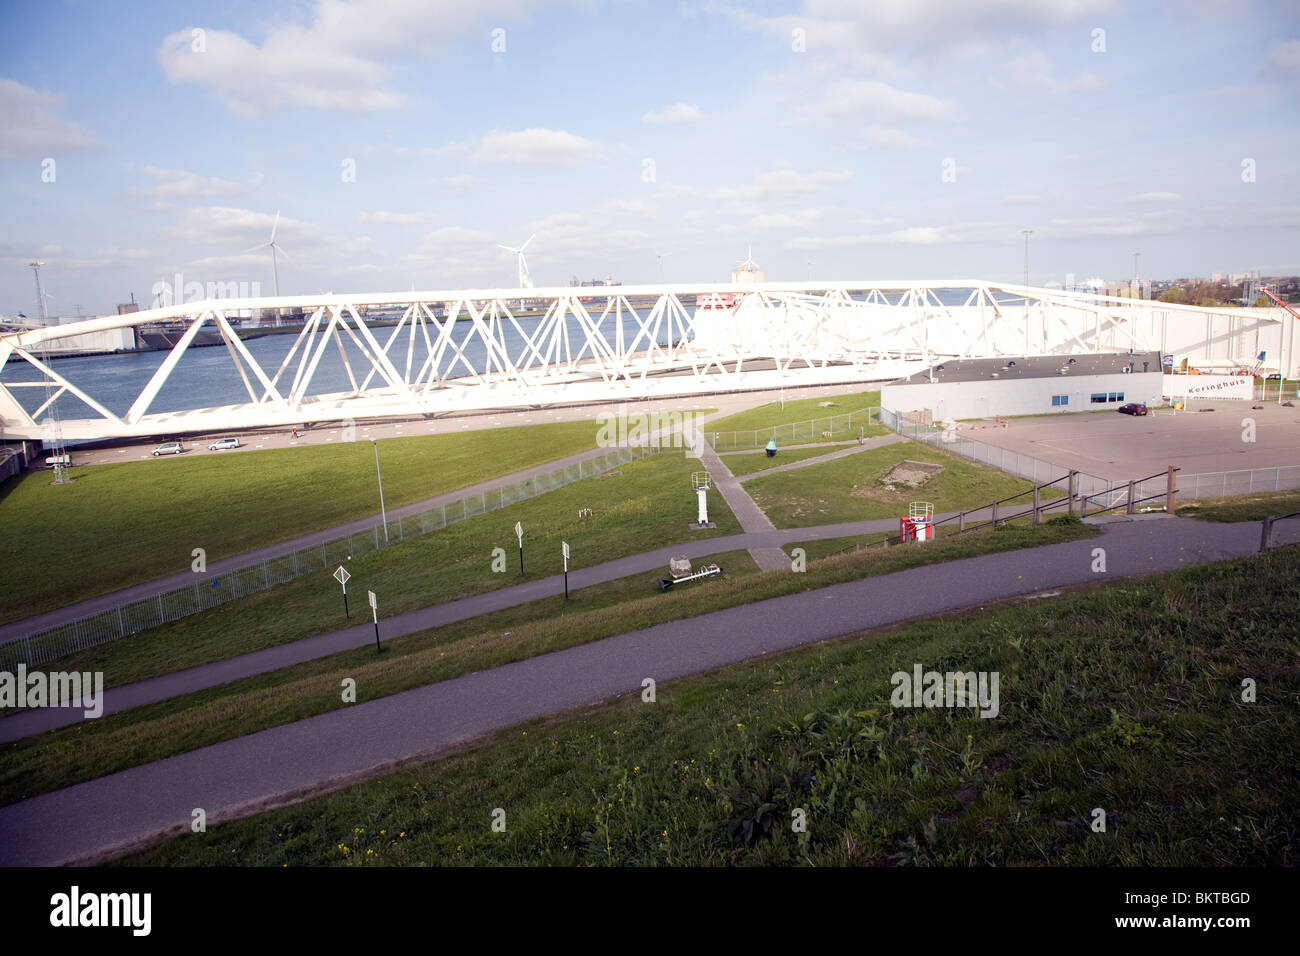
top-left (370, 438), bottom-right (388, 542)
top-left (1020, 229), bottom-right (1033, 354)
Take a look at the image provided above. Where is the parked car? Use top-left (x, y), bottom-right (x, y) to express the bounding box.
top-left (1117, 403), bottom-right (1148, 416)
top-left (208, 437), bottom-right (241, 450)
top-left (152, 442), bottom-right (183, 456)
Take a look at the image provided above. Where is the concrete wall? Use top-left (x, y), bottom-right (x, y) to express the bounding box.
top-left (883, 370), bottom-right (1164, 421)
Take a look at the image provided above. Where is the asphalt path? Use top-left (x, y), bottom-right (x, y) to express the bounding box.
top-left (2, 514), bottom-right (1293, 866)
top-left (0, 514), bottom-right (919, 740)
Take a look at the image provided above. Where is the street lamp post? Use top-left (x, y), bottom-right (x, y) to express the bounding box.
top-left (370, 438), bottom-right (388, 543)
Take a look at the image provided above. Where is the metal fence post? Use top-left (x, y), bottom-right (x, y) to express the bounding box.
top-left (1168, 465), bottom-right (1178, 514)
top-left (1033, 485), bottom-right (1041, 524)
top-left (117, 606), bottom-right (125, 637)
top-left (1126, 480), bottom-right (1136, 514)
top-left (1259, 516), bottom-right (1272, 552)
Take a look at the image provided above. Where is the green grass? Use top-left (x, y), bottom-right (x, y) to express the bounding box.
top-left (1178, 490), bottom-right (1300, 523)
top-left (10, 452), bottom-right (742, 691)
top-left (745, 439), bottom-right (1061, 528)
top-left (0, 420), bottom-right (606, 624)
top-left (119, 543), bottom-right (1300, 866)
top-left (706, 389), bottom-right (881, 434)
top-left (720, 443), bottom-right (847, 477)
top-left (0, 522), bottom-right (1095, 805)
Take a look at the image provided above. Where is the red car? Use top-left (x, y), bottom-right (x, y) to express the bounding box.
top-left (1118, 403), bottom-right (1148, 416)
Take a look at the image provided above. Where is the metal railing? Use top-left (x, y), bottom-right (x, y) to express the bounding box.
top-left (707, 408), bottom-right (880, 450)
top-left (880, 407), bottom-right (1117, 499)
top-left (0, 443), bottom-right (660, 671)
top-left (881, 407), bottom-right (1300, 502)
top-left (1259, 510), bottom-right (1300, 552)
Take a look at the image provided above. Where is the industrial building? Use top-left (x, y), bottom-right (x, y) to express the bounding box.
top-left (881, 352), bottom-right (1165, 422)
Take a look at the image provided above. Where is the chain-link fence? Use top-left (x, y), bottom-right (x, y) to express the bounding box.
top-left (879, 408), bottom-right (1115, 500)
top-left (0, 444), bottom-right (660, 671)
top-left (707, 408), bottom-right (880, 450)
top-left (881, 407), bottom-right (1300, 507)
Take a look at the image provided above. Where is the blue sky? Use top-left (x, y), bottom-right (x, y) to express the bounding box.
top-left (1, 0), bottom-right (1297, 316)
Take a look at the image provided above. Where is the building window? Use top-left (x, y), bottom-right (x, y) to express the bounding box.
top-left (1091, 393), bottom-right (1108, 404)
top-left (1109, 392), bottom-right (1124, 402)
top-left (1052, 395), bottom-right (1068, 407)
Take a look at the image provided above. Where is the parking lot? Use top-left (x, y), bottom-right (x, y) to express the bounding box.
top-left (965, 402), bottom-right (1300, 481)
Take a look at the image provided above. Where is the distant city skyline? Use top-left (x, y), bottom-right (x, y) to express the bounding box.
top-left (1, 0), bottom-right (1298, 317)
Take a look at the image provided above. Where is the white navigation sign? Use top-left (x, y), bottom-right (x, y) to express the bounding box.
top-left (333, 566), bottom-right (351, 590)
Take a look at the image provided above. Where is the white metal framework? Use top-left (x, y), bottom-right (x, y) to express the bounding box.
top-left (0, 279), bottom-right (1291, 440)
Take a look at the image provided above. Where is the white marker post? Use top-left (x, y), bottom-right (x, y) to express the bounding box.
top-left (562, 540), bottom-right (570, 600)
top-left (516, 521), bottom-right (524, 576)
top-left (368, 589), bottom-right (380, 652)
top-left (333, 565), bottom-right (352, 619)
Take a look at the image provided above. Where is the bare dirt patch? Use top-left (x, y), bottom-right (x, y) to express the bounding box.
top-left (848, 460), bottom-right (944, 502)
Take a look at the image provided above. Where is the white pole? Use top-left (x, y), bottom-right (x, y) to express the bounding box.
top-left (371, 438), bottom-right (388, 542)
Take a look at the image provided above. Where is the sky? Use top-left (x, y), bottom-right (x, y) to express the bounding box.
top-left (1, 0), bottom-right (1297, 317)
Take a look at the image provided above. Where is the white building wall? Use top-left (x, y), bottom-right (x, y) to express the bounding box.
top-left (883, 371), bottom-right (1165, 421)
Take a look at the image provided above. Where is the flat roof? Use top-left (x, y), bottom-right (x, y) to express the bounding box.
top-left (886, 351), bottom-right (1164, 386)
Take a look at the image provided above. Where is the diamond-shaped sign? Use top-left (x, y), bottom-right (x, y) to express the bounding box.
top-left (333, 566), bottom-right (351, 586)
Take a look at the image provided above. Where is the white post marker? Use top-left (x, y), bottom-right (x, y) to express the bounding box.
top-left (516, 521), bottom-right (524, 576)
top-left (368, 589), bottom-right (380, 652)
top-left (562, 540), bottom-right (570, 600)
top-left (334, 565), bottom-right (351, 618)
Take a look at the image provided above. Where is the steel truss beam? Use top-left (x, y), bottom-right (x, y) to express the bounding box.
top-left (0, 280), bottom-right (1275, 440)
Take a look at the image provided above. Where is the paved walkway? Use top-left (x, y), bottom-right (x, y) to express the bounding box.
top-left (693, 441), bottom-right (787, 572)
top-left (2, 515), bottom-right (1293, 866)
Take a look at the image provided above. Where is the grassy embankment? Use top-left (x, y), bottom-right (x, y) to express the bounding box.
top-left (0, 521), bottom-right (1098, 805)
top-left (745, 439), bottom-right (1065, 528)
top-left (0, 420), bottom-right (607, 623)
top-left (8, 451), bottom-right (741, 689)
top-left (120, 543), bottom-right (1300, 866)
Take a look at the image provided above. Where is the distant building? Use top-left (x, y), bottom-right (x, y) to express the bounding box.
top-left (882, 352), bottom-right (1164, 421)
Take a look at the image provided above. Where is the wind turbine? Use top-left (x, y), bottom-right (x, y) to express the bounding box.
top-left (497, 234), bottom-right (535, 308)
top-left (654, 248), bottom-right (672, 284)
top-left (244, 211), bottom-right (289, 299)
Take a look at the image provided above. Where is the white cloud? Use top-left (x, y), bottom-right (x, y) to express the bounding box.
top-left (0, 78), bottom-right (103, 160)
top-left (1266, 39), bottom-right (1300, 72)
top-left (427, 174), bottom-right (482, 189)
top-left (714, 168), bottom-right (854, 206)
top-left (475, 128), bottom-right (602, 165)
top-left (359, 210), bottom-right (433, 225)
top-left (126, 166), bottom-right (255, 208)
top-left (1126, 191), bottom-right (1182, 203)
top-left (157, 27), bottom-right (404, 117)
top-left (821, 79), bottom-right (950, 122)
top-left (787, 220), bottom-right (1007, 248)
top-left (642, 102), bottom-right (706, 124)
top-left (1003, 52), bottom-right (1103, 94)
top-left (166, 206), bottom-right (323, 248)
top-left (1047, 211), bottom-right (1186, 238)
top-left (858, 127), bottom-right (923, 149)
top-left (1005, 193), bottom-right (1041, 204)
top-left (155, 1), bottom-right (562, 116)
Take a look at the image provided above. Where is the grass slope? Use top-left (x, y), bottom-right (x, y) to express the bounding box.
top-left (122, 544), bottom-right (1300, 866)
top-left (706, 389), bottom-right (881, 434)
top-left (10, 451), bottom-right (740, 689)
top-left (0, 420), bottom-right (603, 623)
top-left (745, 439), bottom-right (1056, 528)
top-left (0, 523), bottom-right (1095, 804)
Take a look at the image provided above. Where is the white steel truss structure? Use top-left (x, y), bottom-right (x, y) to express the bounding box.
top-left (0, 280), bottom-right (1290, 440)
